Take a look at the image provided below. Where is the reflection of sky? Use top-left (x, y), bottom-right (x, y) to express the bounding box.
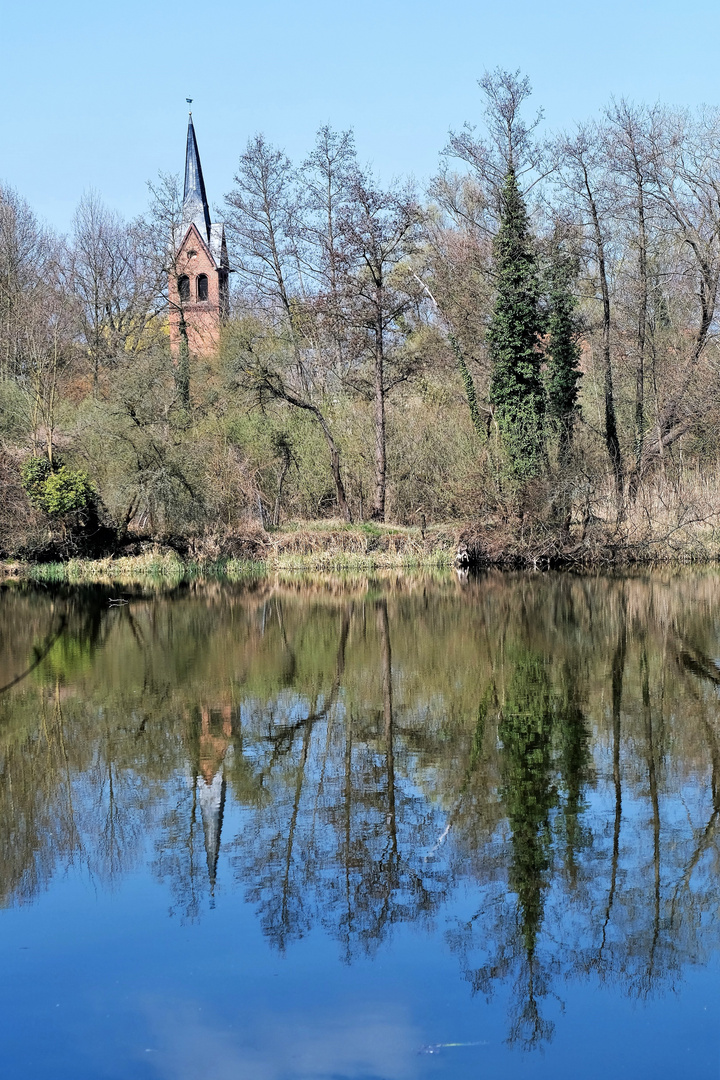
top-left (143, 999), bottom-right (421, 1080)
top-left (2, 752), bottom-right (720, 1080)
top-left (4, 581), bottom-right (720, 1079)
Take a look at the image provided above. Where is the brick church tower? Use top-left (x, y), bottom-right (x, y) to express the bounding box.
top-left (169, 112), bottom-right (229, 357)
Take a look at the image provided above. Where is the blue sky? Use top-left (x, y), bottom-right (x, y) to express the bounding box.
top-left (3, 0), bottom-right (720, 233)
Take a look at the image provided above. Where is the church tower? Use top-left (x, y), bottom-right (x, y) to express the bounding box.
top-left (169, 111), bottom-right (229, 357)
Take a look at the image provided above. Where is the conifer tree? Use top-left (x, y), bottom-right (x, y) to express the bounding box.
top-left (488, 169), bottom-right (545, 480)
top-left (545, 244), bottom-right (582, 463)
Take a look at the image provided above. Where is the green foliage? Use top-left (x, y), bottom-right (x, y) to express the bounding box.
top-left (42, 467), bottom-right (94, 516)
top-left (499, 650), bottom-right (555, 955)
top-left (449, 333), bottom-right (485, 442)
top-left (72, 351), bottom-right (218, 533)
top-left (545, 244), bottom-right (582, 449)
top-left (488, 169), bottom-right (545, 480)
top-left (225, 405), bottom-right (332, 519)
top-left (38, 633), bottom-right (94, 684)
top-left (21, 458), bottom-right (94, 517)
top-left (20, 456), bottom-right (52, 508)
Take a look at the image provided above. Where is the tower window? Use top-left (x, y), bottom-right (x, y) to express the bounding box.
top-left (197, 274), bottom-right (209, 302)
top-left (178, 275), bottom-right (190, 302)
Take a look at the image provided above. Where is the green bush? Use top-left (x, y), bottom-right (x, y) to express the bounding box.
top-left (20, 457), bottom-right (52, 508)
top-left (43, 467), bottom-right (94, 516)
top-left (21, 458), bottom-right (94, 517)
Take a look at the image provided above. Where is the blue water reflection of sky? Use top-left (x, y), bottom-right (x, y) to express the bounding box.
top-left (2, 788), bottom-right (719, 1080)
top-left (3, 576), bottom-right (720, 1078)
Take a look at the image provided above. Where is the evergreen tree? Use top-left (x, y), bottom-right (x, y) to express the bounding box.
top-left (488, 168), bottom-right (545, 480)
top-left (545, 244), bottom-right (582, 462)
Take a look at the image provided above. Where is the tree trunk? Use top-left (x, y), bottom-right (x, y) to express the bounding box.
top-left (628, 166), bottom-right (648, 501)
top-left (176, 309), bottom-right (190, 409)
top-left (267, 380), bottom-right (352, 522)
top-left (371, 295), bottom-right (386, 521)
top-left (377, 600), bottom-right (397, 855)
top-left (584, 166), bottom-right (624, 517)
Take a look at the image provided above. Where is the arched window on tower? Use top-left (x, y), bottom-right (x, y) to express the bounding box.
top-left (197, 274), bottom-right (209, 302)
top-left (178, 275), bottom-right (190, 302)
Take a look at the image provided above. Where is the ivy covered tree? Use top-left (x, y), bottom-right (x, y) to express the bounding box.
top-left (488, 168), bottom-right (545, 482)
top-left (545, 243), bottom-right (582, 463)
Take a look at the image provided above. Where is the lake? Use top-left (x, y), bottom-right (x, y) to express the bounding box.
top-left (1, 569), bottom-right (719, 1078)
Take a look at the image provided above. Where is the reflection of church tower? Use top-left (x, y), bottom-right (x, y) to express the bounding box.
top-left (169, 111), bottom-right (230, 357)
top-left (198, 765), bottom-right (226, 891)
top-left (194, 706), bottom-right (233, 897)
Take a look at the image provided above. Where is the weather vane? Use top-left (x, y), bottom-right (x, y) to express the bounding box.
top-left (186, 97), bottom-right (193, 113)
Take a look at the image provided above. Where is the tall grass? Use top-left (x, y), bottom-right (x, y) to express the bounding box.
top-left (11, 525), bottom-right (455, 585)
top-left (22, 553), bottom-right (268, 586)
top-left (583, 466), bottom-right (720, 563)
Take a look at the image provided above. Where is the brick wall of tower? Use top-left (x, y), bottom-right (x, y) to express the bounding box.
top-left (168, 224), bottom-right (222, 358)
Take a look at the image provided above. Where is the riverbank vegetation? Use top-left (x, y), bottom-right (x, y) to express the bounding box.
top-left (2, 71), bottom-right (720, 566)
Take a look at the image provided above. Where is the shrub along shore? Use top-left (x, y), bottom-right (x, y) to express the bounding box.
top-left (2, 514), bottom-right (719, 587)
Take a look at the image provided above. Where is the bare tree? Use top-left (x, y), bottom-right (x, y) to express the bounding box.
top-left (606, 101), bottom-right (665, 497)
top-left (642, 107), bottom-right (720, 466)
top-left (224, 134), bottom-right (353, 520)
top-left (70, 191), bottom-right (164, 388)
top-left (444, 68), bottom-right (551, 210)
top-left (225, 134), bottom-right (301, 324)
top-left (145, 171), bottom-right (192, 406)
top-left (0, 186), bottom-right (55, 383)
top-left (556, 125), bottom-right (624, 514)
top-left (16, 255), bottom-right (76, 464)
top-left (299, 126), bottom-right (359, 372)
top-left (338, 173), bottom-right (424, 520)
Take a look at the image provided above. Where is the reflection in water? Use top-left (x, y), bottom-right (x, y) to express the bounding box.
top-left (143, 998), bottom-right (421, 1080)
top-left (1, 571), bottom-right (720, 1054)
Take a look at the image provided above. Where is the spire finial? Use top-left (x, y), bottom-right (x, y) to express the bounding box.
top-left (186, 97), bottom-right (193, 115)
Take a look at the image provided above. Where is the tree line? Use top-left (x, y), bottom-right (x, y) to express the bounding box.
top-left (2, 69), bottom-right (720, 553)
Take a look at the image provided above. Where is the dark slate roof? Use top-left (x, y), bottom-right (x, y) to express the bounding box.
top-left (198, 769), bottom-right (226, 893)
top-left (183, 115), bottom-right (212, 244)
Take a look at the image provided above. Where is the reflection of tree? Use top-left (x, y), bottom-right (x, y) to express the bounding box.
top-left (496, 650), bottom-right (556, 1048)
top-left (230, 599), bottom-right (446, 958)
top-left (0, 612), bottom-right (67, 694)
top-left (598, 601), bottom-right (626, 961)
top-left (554, 659), bottom-right (592, 887)
top-left (229, 607), bottom-right (353, 950)
top-left (153, 772), bottom-right (206, 922)
top-left (5, 574), bottom-right (720, 1051)
top-left (330, 601), bottom-right (443, 959)
top-left (500, 652), bottom-right (555, 961)
top-left (452, 641), bottom-right (590, 1048)
top-left (0, 679), bottom-right (82, 905)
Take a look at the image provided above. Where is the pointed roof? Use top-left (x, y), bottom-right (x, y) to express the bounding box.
top-left (183, 114), bottom-right (212, 244)
top-left (198, 769), bottom-right (227, 894)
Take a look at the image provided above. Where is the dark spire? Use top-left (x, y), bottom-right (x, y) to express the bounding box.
top-left (183, 113), bottom-right (212, 243)
top-left (198, 771), bottom-right (226, 897)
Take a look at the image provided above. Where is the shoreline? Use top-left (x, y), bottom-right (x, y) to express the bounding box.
top-left (1, 517), bottom-right (719, 585)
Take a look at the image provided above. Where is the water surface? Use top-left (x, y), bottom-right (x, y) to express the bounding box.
top-left (1, 570), bottom-right (719, 1078)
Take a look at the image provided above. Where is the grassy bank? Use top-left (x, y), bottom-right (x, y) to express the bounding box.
top-left (2, 509), bottom-right (720, 586)
top-left (1, 522), bottom-right (457, 585)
